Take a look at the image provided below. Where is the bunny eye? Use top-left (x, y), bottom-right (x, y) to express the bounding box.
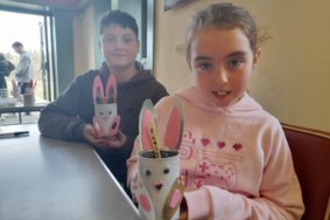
top-left (145, 169), bottom-right (152, 177)
top-left (108, 111), bottom-right (112, 115)
top-left (163, 167), bottom-right (170, 175)
top-left (100, 112), bottom-right (104, 115)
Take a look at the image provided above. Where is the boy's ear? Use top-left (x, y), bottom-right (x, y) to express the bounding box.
top-left (137, 40), bottom-right (140, 53)
top-left (253, 48), bottom-right (261, 68)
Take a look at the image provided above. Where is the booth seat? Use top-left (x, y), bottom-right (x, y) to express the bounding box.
top-left (282, 123), bottom-right (330, 220)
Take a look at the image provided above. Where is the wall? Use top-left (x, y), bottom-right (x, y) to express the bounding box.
top-left (73, 5), bottom-right (95, 75)
top-left (93, 1), bottom-right (112, 66)
top-left (73, 1), bottom-right (110, 75)
top-left (154, 0), bottom-right (330, 132)
top-left (115, 0), bottom-right (143, 61)
top-left (112, 0), bottom-right (155, 69)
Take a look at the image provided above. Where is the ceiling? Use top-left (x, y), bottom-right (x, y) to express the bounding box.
top-left (0, 0), bottom-right (90, 11)
top-left (16, 0), bottom-right (83, 8)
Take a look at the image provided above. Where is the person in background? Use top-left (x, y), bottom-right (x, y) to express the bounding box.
top-left (127, 3), bottom-right (304, 219)
top-left (0, 52), bottom-right (15, 90)
top-left (38, 10), bottom-right (168, 197)
top-left (12, 41), bottom-right (34, 95)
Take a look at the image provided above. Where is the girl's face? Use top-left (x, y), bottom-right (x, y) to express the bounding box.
top-left (100, 24), bottom-right (140, 71)
top-left (187, 28), bottom-right (260, 108)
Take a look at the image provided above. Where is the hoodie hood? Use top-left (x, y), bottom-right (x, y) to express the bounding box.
top-left (175, 85), bottom-right (262, 114)
top-left (99, 61), bottom-right (156, 89)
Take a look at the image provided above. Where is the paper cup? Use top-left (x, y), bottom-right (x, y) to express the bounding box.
top-left (138, 150), bottom-right (180, 220)
top-left (0, 89), bottom-right (8, 98)
top-left (94, 103), bottom-right (119, 137)
top-left (23, 93), bottom-right (35, 106)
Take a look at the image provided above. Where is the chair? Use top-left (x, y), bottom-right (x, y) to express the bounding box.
top-left (282, 123), bottom-right (330, 220)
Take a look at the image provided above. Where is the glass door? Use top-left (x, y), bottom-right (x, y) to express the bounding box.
top-left (39, 14), bottom-right (57, 101)
top-left (0, 2), bottom-right (57, 102)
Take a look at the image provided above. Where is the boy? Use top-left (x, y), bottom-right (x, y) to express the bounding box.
top-left (38, 10), bottom-right (168, 196)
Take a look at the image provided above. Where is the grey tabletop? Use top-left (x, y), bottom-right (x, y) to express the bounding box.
top-left (0, 124), bottom-right (140, 220)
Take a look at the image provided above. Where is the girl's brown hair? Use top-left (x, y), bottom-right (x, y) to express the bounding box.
top-left (186, 3), bottom-right (261, 56)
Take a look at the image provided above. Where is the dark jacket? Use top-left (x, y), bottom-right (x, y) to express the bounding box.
top-left (0, 59), bottom-right (15, 89)
top-left (38, 62), bottom-right (168, 189)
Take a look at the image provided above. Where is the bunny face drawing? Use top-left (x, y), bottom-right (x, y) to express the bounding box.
top-left (93, 74), bottom-right (121, 137)
top-left (132, 99), bottom-right (185, 220)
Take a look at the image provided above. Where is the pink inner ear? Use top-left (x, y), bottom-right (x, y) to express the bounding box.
top-left (169, 189), bottom-right (182, 208)
top-left (93, 75), bottom-right (104, 103)
top-left (139, 194), bottom-right (152, 212)
top-left (105, 74), bottom-right (117, 102)
top-left (164, 107), bottom-right (181, 149)
top-left (141, 110), bottom-right (154, 152)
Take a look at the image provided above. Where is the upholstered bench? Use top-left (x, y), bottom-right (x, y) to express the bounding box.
top-left (282, 123), bottom-right (330, 220)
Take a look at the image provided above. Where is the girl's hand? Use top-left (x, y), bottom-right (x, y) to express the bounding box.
top-left (164, 176), bottom-right (186, 219)
top-left (178, 211), bottom-right (188, 220)
top-left (178, 197), bottom-right (188, 220)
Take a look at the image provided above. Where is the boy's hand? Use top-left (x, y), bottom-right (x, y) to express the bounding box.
top-left (105, 130), bottom-right (127, 148)
top-left (84, 124), bottom-right (126, 148)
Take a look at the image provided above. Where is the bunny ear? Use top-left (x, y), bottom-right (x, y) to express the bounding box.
top-left (164, 98), bottom-right (184, 151)
top-left (105, 74), bottom-right (117, 103)
top-left (139, 99), bottom-right (162, 156)
top-left (131, 177), bottom-right (156, 220)
top-left (93, 75), bottom-right (105, 104)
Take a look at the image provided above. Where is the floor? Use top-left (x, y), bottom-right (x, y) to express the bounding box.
top-left (0, 112), bottom-right (40, 125)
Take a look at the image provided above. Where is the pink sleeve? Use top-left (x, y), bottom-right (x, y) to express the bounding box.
top-left (184, 126), bottom-right (304, 220)
top-left (184, 188), bottom-right (213, 219)
top-left (126, 137), bottom-right (140, 188)
top-left (185, 179), bottom-right (303, 220)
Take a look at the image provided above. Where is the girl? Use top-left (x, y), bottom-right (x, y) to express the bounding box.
top-left (127, 3), bottom-right (304, 219)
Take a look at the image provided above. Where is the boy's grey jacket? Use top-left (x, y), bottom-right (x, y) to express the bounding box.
top-left (38, 61), bottom-right (168, 186)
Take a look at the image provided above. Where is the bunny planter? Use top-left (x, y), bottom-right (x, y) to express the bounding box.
top-left (132, 99), bottom-right (185, 220)
top-left (93, 74), bottom-right (120, 137)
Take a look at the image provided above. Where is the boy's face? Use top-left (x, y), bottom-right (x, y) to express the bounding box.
top-left (187, 28), bottom-right (260, 108)
top-left (13, 46), bottom-right (23, 54)
top-left (100, 24), bottom-right (140, 71)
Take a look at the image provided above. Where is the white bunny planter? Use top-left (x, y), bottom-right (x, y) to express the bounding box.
top-left (93, 74), bottom-right (120, 137)
top-left (132, 99), bottom-right (185, 220)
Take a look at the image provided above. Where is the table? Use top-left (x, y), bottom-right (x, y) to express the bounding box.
top-left (0, 97), bottom-right (49, 123)
top-left (0, 124), bottom-right (140, 220)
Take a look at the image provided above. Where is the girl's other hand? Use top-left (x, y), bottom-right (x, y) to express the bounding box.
top-left (178, 197), bottom-right (188, 220)
top-left (178, 211), bottom-right (188, 220)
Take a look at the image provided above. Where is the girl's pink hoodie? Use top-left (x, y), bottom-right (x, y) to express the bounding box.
top-left (127, 86), bottom-right (304, 220)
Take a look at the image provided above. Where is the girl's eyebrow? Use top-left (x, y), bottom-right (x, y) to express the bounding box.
top-left (194, 56), bottom-right (212, 62)
top-left (225, 51), bottom-right (247, 59)
top-left (194, 51), bottom-right (247, 62)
